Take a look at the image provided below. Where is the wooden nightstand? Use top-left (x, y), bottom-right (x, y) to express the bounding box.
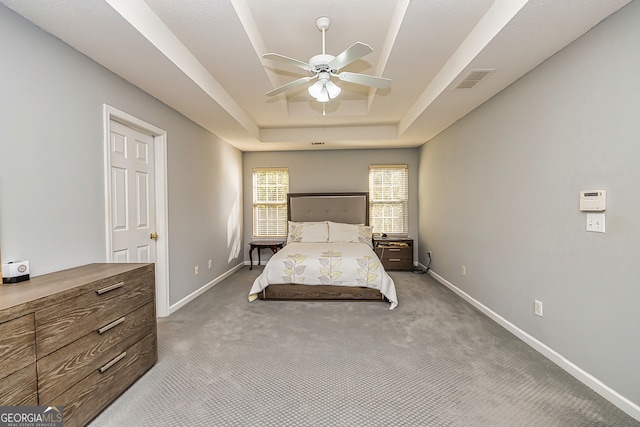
top-left (373, 237), bottom-right (414, 271)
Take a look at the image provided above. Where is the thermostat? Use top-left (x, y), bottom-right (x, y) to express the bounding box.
top-left (579, 190), bottom-right (606, 212)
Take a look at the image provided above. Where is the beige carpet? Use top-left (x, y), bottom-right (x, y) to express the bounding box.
top-left (90, 267), bottom-right (639, 426)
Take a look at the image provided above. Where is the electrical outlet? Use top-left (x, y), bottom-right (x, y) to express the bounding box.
top-left (461, 265), bottom-right (466, 276)
top-left (194, 265), bottom-right (199, 275)
top-left (208, 259), bottom-right (213, 269)
top-left (534, 300), bottom-right (543, 317)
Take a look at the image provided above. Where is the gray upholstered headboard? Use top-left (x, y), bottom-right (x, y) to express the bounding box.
top-left (288, 193), bottom-right (369, 225)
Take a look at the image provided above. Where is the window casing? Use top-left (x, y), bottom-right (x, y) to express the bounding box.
top-left (252, 168), bottom-right (289, 237)
top-left (369, 165), bottom-right (408, 236)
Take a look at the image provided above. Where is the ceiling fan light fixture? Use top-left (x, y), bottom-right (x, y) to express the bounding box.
top-left (308, 80), bottom-right (324, 98)
top-left (325, 80), bottom-right (341, 99)
top-left (308, 71), bottom-right (340, 102)
top-left (316, 87), bottom-right (330, 103)
top-left (310, 81), bottom-right (341, 103)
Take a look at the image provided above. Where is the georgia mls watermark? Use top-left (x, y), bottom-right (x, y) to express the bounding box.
top-left (0, 406), bottom-right (63, 427)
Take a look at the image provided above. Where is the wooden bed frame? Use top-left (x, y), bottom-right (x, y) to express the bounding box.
top-left (257, 192), bottom-right (385, 302)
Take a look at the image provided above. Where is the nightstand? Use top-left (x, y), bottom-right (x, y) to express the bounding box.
top-left (373, 237), bottom-right (414, 271)
top-left (248, 240), bottom-right (284, 269)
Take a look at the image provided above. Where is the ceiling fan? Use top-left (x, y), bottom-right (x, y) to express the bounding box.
top-left (263, 16), bottom-right (392, 103)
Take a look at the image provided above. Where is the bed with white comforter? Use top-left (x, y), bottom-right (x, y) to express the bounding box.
top-left (249, 241), bottom-right (398, 310)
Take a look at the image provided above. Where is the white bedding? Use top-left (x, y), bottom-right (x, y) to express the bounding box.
top-left (249, 242), bottom-right (398, 309)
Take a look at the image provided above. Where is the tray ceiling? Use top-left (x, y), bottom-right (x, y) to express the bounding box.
top-left (1, 0), bottom-right (631, 151)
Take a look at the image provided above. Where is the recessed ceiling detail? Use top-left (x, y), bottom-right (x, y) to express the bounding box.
top-left (0, 0), bottom-right (632, 151)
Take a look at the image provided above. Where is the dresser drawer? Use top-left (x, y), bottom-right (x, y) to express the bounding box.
top-left (37, 302), bottom-right (156, 403)
top-left (0, 314), bottom-right (36, 378)
top-left (36, 270), bottom-right (154, 356)
top-left (50, 332), bottom-right (157, 427)
top-left (0, 362), bottom-right (38, 406)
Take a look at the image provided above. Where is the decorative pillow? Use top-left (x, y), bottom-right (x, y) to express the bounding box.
top-left (328, 222), bottom-right (373, 248)
top-left (287, 221), bottom-right (329, 243)
top-left (286, 222), bottom-right (300, 244)
top-left (357, 225), bottom-right (373, 248)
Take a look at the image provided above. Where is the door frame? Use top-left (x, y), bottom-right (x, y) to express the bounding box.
top-left (103, 104), bottom-right (170, 317)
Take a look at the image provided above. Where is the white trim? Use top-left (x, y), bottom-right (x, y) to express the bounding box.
top-left (169, 263), bottom-right (244, 314)
top-left (103, 104), bottom-right (171, 317)
top-left (427, 269), bottom-right (640, 422)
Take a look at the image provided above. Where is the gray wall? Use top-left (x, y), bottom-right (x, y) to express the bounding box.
top-left (0, 5), bottom-right (243, 306)
top-left (243, 149), bottom-right (419, 263)
top-left (418, 1), bottom-right (640, 407)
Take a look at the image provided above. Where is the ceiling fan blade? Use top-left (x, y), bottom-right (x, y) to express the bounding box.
top-left (265, 76), bottom-right (314, 96)
top-left (337, 72), bottom-right (392, 89)
top-left (328, 42), bottom-right (373, 70)
top-left (263, 53), bottom-right (312, 71)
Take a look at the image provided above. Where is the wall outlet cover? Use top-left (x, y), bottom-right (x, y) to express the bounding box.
top-left (586, 213), bottom-right (605, 233)
top-left (534, 300), bottom-right (543, 317)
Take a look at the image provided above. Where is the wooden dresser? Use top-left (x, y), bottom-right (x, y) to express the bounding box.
top-left (0, 263), bottom-right (157, 427)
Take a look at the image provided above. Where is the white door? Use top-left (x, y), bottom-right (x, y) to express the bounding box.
top-left (109, 119), bottom-right (156, 263)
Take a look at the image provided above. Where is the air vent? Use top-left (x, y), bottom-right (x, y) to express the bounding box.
top-left (311, 142), bottom-right (325, 146)
top-left (455, 69), bottom-right (494, 89)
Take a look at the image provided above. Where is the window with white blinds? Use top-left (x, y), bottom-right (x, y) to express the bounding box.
top-left (369, 165), bottom-right (408, 236)
top-left (252, 168), bottom-right (289, 237)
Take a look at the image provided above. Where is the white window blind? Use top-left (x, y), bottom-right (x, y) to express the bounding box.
top-left (253, 168), bottom-right (289, 237)
top-left (369, 165), bottom-right (408, 236)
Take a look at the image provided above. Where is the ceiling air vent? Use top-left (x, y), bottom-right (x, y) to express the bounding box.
top-left (455, 69), bottom-right (494, 89)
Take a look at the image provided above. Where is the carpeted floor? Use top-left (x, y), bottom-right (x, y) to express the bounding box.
top-left (90, 267), bottom-right (639, 426)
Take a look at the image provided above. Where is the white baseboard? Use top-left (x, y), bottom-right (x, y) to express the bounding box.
top-left (168, 262), bottom-right (244, 315)
top-left (427, 268), bottom-right (640, 422)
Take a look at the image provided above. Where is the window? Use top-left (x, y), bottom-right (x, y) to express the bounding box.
top-left (253, 168), bottom-right (289, 237)
top-left (369, 165), bottom-right (408, 236)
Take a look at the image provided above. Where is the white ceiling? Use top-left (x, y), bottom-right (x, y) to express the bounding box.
top-left (1, 0), bottom-right (631, 151)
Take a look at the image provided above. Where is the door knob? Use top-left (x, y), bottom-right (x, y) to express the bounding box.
top-left (150, 232), bottom-right (158, 240)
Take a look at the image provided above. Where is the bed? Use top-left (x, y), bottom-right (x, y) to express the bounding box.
top-left (248, 192), bottom-right (398, 309)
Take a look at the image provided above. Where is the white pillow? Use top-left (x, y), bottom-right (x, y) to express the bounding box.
top-left (287, 221), bottom-right (329, 243)
top-left (328, 222), bottom-right (373, 248)
top-left (328, 222), bottom-right (360, 242)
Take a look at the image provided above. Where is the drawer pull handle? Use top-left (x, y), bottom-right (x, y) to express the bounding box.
top-left (96, 281), bottom-right (124, 295)
top-left (98, 317), bottom-right (126, 334)
top-left (389, 258), bottom-right (401, 262)
top-left (99, 352), bottom-right (127, 373)
top-left (389, 248), bottom-right (401, 252)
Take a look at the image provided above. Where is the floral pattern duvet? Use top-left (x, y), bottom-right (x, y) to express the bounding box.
top-left (249, 242), bottom-right (398, 309)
